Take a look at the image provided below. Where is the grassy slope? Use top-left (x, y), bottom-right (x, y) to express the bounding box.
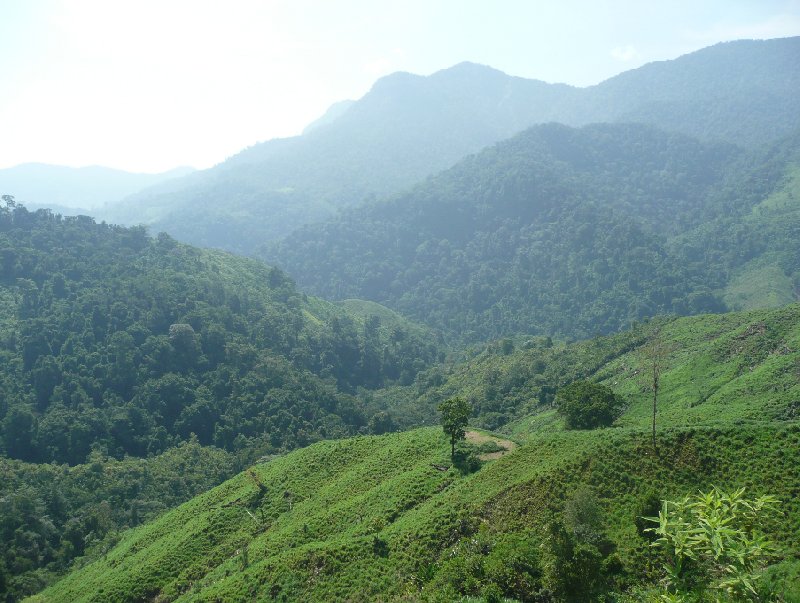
top-left (29, 305), bottom-right (800, 602)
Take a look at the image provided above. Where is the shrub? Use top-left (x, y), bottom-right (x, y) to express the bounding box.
top-left (645, 486), bottom-right (780, 601)
top-left (554, 380), bottom-right (624, 429)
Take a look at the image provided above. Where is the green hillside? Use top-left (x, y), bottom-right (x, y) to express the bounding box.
top-left (28, 305), bottom-right (800, 602)
top-left (407, 304), bottom-right (800, 438)
top-left (0, 439), bottom-right (238, 599)
top-left (0, 201), bottom-right (440, 465)
top-left (267, 123), bottom-right (800, 343)
top-left (0, 201), bottom-right (440, 600)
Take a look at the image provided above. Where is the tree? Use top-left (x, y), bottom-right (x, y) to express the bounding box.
top-left (637, 328), bottom-right (672, 452)
top-left (555, 380), bottom-right (623, 430)
top-left (438, 396), bottom-right (470, 457)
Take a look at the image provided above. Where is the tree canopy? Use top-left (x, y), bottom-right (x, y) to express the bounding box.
top-left (555, 380), bottom-right (624, 430)
top-left (438, 396), bottom-right (471, 457)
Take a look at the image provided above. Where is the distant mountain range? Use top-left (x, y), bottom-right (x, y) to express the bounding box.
top-left (99, 37), bottom-right (800, 254)
top-left (0, 163), bottom-right (194, 212)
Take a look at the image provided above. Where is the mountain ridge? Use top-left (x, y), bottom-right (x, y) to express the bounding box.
top-left (97, 37), bottom-right (800, 253)
top-left (0, 163), bottom-right (195, 210)
top-left (265, 121), bottom-right (799, 343)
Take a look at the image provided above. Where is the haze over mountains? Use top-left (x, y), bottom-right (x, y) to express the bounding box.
top-left (0, 164), bottom-right (194, 213)
top-left (99, 37), bottom-right (800, 254)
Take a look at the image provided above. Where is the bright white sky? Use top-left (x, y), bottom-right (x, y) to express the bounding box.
top-left (1, 0), bottom-right (799, 173)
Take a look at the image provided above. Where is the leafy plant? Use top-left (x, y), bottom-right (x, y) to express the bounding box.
top-left (645, 486), bottom-right (780, 601)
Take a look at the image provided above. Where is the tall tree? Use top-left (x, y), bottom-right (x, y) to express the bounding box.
top-left (438, 397), bottom-right (471, 458)
top-left (638, 328), bottom-right (672, 453)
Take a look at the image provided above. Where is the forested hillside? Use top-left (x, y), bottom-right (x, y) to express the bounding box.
top-left (0, 200), bottom-right (439, 464)
top-left (27, 305), bottom-right (800, 602)
top-left (266, 123), bottom-right (800, 342)
top-left (100, 37), bottom-right (800, 253)
top-left (0, 200), bottom-right (440, 600)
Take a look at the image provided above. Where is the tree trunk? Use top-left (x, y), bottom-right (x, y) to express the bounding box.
top-left (652, 382), bottom-right (658, 453)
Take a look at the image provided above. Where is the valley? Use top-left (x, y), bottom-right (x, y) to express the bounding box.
top-left (0, 32), bottom-right (798, 603)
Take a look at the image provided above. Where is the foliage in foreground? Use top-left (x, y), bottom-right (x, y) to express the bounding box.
top-left (647, 487), bottom-right (781, 601)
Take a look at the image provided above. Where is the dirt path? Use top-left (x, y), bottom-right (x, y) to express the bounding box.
top-left (464, 430), bottom-right (517, 460)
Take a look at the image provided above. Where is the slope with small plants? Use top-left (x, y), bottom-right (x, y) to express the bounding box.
top-left (28, 304), bottom-right (800, 602)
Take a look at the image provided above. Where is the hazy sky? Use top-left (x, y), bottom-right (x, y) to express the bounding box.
top-left (1, 0), bottom-right (799, 173)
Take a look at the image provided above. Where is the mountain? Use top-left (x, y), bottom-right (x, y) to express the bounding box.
top-left (102, 37), bottom-right (800, 254)
top-left (574, 37), bottom-right (800, 145)
top-left (26, 304), bottom-right (800, 602)
top-left (265, 122), bottom-right (800, 343)
top-left (0, 164), bottom-right (194, 211)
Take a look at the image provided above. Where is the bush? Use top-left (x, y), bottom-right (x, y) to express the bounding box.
top-left (554, 380), bottom-right (624, 430)
top-left (646, 486), bottom-right (780, 601)
top-left (452, 441), bottom-right (482, 474)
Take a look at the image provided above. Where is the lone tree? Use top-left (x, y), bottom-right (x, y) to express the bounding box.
top-left (637, 328), bottom-right (672, 453)
top-left (438, 396), bottom-right (470, 458)
top-left (555, 380), bottom-right (623, 430)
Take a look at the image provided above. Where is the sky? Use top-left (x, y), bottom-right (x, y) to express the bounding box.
top-left (1, 0), bottom-right (799, 174)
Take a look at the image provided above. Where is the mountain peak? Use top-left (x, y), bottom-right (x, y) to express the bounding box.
top-left (436, 61), bottom-right (505, 75)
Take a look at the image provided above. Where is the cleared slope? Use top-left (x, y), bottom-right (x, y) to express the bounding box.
top-left (29, 305), bottom-right (800, 601)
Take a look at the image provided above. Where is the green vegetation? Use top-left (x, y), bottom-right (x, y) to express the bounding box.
top-left (0, 439), bottom-right (237, 601)
top-left (268, 122), bottom-right (800, 343)
top-left (402, 304), bottom-right (800, 442)
top-left (0, 200), bottom-right (439, 465)
top-left (0, 201), bottom-right (440, 599)
top-left (24, 305), bottom-right (800, 602)
top-left (4, 39), bottom-right (800, 603)
top-left (438, 397), bottom-right (470, 457)
top-left (722, 164), bottom-right (800, 311)
top-left (26, 427), bottom-right (799, 602)
top-left (554, 380), bottom-right (623, 430)
top-left (646, 487), bottom-right (781, 601)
